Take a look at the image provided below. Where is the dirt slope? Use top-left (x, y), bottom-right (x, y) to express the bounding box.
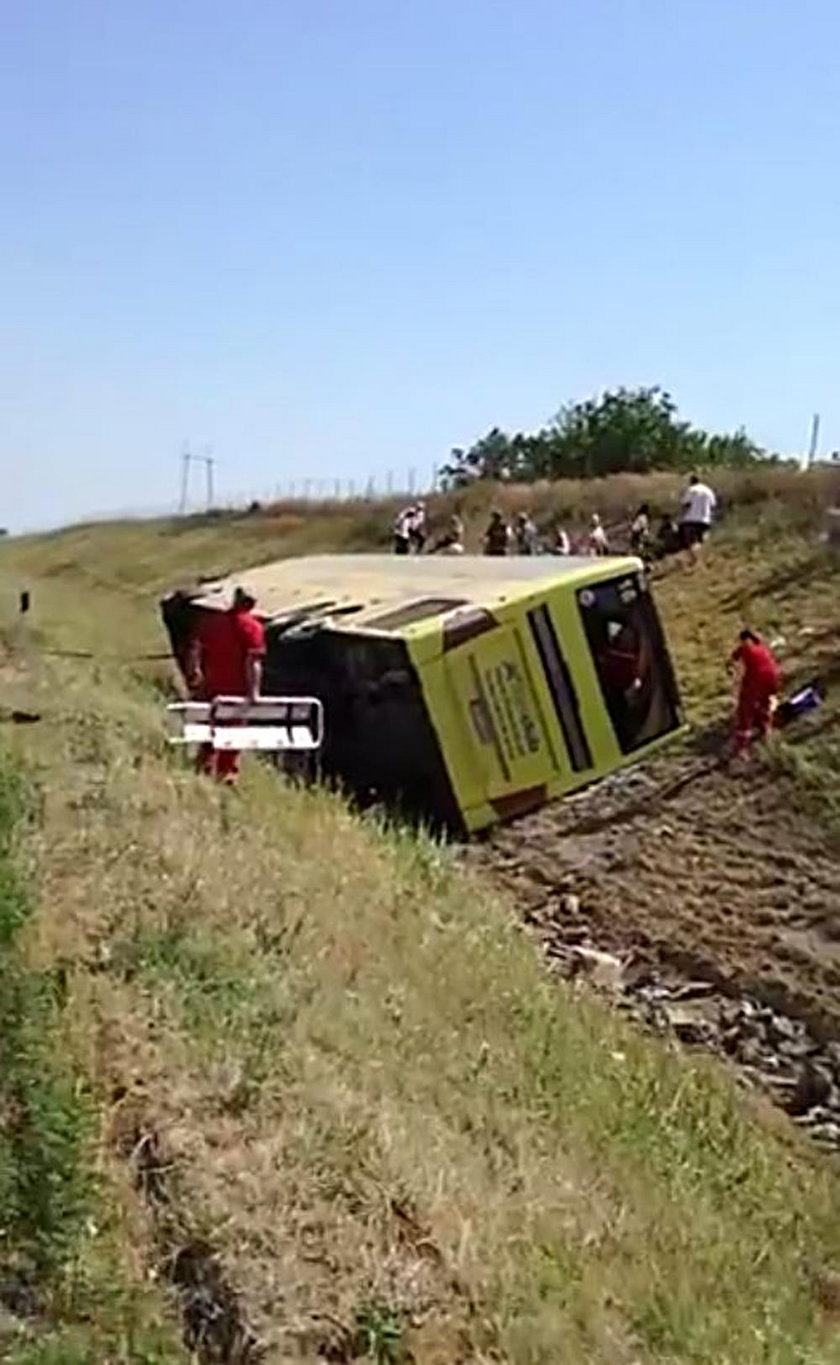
top-left (483, 752), bottom-right (840, 1034)
top-left (480, 510), bottom-right (840, 1036)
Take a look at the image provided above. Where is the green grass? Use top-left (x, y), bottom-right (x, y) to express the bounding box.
top-left (5, 1335), bottom-right (178, 1365)
top-left (0, 749), bottom-right (184, 1363)
top-left (353, 1301), bottom-right (407, 1363)
top-left (773, 730), bottom-right (840, 837)
top-left (0, 472), bottom-right (839, 1361)
top-left (0, 754), bottom-right (91, 1282)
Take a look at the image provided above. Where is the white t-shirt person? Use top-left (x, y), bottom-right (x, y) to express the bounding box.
top-left (680, 477), bottom-right (717, 528)
top-left (679, 475), bottom-right (717, 560)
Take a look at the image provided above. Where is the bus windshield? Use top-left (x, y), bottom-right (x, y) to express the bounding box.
top-left (577, 573), bottom-right (681, 754)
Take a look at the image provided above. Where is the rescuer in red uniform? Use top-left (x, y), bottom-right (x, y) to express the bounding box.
top-left (186, 586), bottom-right (266, 782)
top-left (730, 629), bottom-right (781, 758)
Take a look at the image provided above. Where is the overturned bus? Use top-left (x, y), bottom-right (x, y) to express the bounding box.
top-left (161, 553), bottom-right (685, 835)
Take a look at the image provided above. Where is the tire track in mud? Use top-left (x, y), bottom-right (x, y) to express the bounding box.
top-left (470, 753), bottom-right (840, 1147)
top-left (479, 755), bottom-right (840, 1035)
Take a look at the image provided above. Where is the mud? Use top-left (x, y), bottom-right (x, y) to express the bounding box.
top-left (471, 747), bottom-right (840, 1147)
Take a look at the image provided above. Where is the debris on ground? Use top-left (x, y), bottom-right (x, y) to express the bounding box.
top-left (472, 752), bottom-right (840, 1152)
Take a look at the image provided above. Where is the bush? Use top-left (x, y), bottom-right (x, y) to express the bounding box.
top-left (442, 386), bottom-right (769, 486)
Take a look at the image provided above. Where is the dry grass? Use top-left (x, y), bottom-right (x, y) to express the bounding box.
top-left (9, 665), bottom-right (840, 1362)
top-left (444, 463), bottom-right (840, 542)
top-left (5, 465), bottom-right (839, 594)
top-left (0, 744), bottom-right (184, 1365)
top-left (1, 471), bottom-right (840, 1361)
top-left (651, 499), bottom-right (840, 835)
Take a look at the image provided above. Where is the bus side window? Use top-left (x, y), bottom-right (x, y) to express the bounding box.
top-left (527, 605), bottom-right (593, 772)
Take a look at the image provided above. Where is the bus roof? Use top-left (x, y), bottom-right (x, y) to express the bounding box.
top-left (188, 553), bottom-right (642, 634)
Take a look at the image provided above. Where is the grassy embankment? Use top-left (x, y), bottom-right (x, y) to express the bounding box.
top-left (0, 468), bottom-right (839, 1362)
top-left (0, 754), bottom-right (184, 1361)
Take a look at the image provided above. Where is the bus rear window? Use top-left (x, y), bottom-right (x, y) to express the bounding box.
top-left (577, 574), bottom-right (681, 755)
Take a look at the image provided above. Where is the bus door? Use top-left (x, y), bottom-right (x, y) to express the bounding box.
top-left (444, 623), bottom-right (556, 802)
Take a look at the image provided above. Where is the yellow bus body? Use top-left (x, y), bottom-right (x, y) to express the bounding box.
top-left (165, 554), bottom-right (686, 835)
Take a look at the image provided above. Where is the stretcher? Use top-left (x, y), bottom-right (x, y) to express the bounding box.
top-left (166, 695), bottom-right (324, 752)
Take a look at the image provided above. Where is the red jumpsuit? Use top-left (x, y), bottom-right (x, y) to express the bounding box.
top-left (190, 606), bottom-right (266, 781)
top-left (731, 639), bottom-right (780, 756)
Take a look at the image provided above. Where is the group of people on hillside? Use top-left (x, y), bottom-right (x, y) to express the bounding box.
top-left (404, 472), bottom-right (717, 564)
top-left (482, 509), bottom-right (542, 556)
top-left (392, 501), bottom-right (428, 555)
top-left (627, 474), bottom-right (718, 568)
top-left (179, 470), bottom-right (791, 788)
top-left (394, 502), bottom-right (467, 555)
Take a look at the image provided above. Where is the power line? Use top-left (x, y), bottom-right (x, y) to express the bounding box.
top-left (177, 442), bottom-right (217, 513)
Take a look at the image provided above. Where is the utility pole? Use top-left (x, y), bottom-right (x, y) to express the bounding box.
top-left (178, 442), bottom-right (216, 513)
top-left (179, 442), bottom-right (191, 515)
top-left (807, 413), bottom-right (821, 468)
top-left (202, 447), bottom-right (215, 510)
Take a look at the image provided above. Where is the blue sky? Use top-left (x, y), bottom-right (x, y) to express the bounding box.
top-left (3, 0), bottom-right (840, 529)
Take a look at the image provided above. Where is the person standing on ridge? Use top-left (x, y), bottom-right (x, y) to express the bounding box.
top-left (729, 629), bottom-right (781, 759)
top-left (392, 504), bottom-right (413, 555)
top-left (483, 509), bottom-right (511, 556)
top-left (679, 473), bottom-right (717, 565)
top-left (186, 585), bottom-right (266, 783)
top-left (514, 511), bottom-right (540, 555)
top-left (588, 513), bottom-right (609, 556)
top-left (407, 501), bottom-right (427, 554)
top-left (551, 524), bottom-right (571, 556)
top-left (630, 503), bottom-right (652, 561)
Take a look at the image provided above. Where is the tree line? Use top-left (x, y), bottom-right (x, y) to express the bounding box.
top-left (441, 387), bottom-right (778, 488)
